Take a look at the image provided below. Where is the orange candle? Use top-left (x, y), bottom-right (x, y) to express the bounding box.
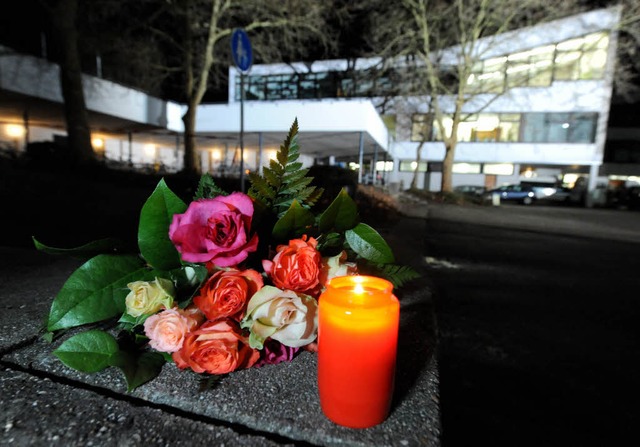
top-left (318, 275), bottom-right (400, 428)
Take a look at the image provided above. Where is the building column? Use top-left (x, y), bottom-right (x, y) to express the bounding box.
top-left (357, 131), bottom-right (364, 184)
top-left (258, 132), bottom-right (264, 175)
top-left (372, 144), bottom-right (379, 185)
top-left (586, 164), bottom-right (600, 208)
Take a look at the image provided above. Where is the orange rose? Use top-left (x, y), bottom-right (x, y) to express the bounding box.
top-left (171, 319), bottom-right (259, 375)
top-left (262, 236), bottom-right (321, 295)
top-left (193, 268), bottom-right (263, 322)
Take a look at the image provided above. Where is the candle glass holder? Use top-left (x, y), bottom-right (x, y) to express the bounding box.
top-left (317, 275), bottom-right (400, 428)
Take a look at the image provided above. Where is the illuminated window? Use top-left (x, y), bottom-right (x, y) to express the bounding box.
top-left (452, 163), bottom-right (481, 174)
top-left (376, 160), bottom-right (394, 172)
top-left (467, 32), bottom-right (609, 94)
top-left (468, 57), bottom-right (506, 94)
top-left (399, 160), bottom-right (428, 172)
top-left (430, 112), bottom-right (593, 144)
top-left (483, 163), bottom-right (514, 175)
top-left (555, 32), bottom-right (609, 81)
top-left (506, 45), bottom-right (554, 88)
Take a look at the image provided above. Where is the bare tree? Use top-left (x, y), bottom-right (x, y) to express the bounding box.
top-left (137, 0), bottom-right (333, 176)
top-left (607, 0), bottom-right (640, 102)
top-left (367, 0), bottom-right (592, 192)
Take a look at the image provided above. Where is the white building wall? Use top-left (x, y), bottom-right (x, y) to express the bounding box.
top-left (196, 99), bottom-right (388, 150)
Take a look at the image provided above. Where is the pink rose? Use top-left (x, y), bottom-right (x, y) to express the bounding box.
top-left (172, 319), bottom-right (259, 375)
top-left (262, 236), bottom-right (321, 295)
top-left (144, 306), bottom-right (204, 353)
top-left (194, 268), bottom-right (263, 322)
top-left (169, 193), bottom-right (259, 266)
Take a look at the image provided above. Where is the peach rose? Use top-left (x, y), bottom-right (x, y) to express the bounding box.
top-left (172, 319), bottom-right (259, 375)
top-left (262, 236), bottom-right (321, 295)
top-left (193, 268), bottom-right (263, 322)
top-left (143, 306), bottom-right (204, 353)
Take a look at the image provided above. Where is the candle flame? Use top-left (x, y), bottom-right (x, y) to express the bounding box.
top-left (354, 283), bottom-right (365, 294)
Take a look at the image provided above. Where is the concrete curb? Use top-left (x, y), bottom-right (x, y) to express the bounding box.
top-left (1, 217), bottom-right (441, 446)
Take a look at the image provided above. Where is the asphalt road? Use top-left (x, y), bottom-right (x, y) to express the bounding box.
top-left (423, 203), bottom-right (640, 447)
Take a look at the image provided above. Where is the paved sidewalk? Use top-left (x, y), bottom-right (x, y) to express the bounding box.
top-left (0, 217), bottom-right (440, 446)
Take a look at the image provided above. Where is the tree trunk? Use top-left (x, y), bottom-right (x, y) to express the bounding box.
top-left (50, 0), bottom-right (95, 166)
top-left (441, 140), bottom-right (456, 192)
top-left (410, 141), bottom-right (425, 190)
top-left (181, 103), bottom-right (199, 175)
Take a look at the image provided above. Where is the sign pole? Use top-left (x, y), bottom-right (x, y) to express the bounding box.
top-left (240, 71), bottom-right (245, 192)
top-left (231, 28), bottom-right (253, 193)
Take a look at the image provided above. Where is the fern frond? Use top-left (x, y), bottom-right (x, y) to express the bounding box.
top-left (248, 117), bottom-right (323, 216)
top-left (358, 262), bottom-right (421, 289)
top-left (306, 187), bottom-right (325, 207)
top-left (281, 176), bottom-right (314, 195)
top-left (285, 162), bottom-right (303, 172)
top-left (194, 173), bottom-right (228, 200)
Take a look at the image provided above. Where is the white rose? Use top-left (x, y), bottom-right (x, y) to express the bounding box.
top-left (241, 285), bottom-right (318, 349)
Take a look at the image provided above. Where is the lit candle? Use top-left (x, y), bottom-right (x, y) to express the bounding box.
top-left (317, 275), bottom-right (400, 428)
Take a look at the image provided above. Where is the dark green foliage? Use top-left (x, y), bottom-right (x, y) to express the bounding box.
top-left (194, 173), bottom-right (228, 200)
top-left (248, 118), bottom-right (323, 217)
top-left (359, 262), bottom-right (422, 289)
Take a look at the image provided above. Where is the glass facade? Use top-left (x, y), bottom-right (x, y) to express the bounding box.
top-left (420, 112), bottom-right (597, 144)
top-left (237, 32), bottom-right (609, 101)
top-left (467, 32), bottom-right (608, 93)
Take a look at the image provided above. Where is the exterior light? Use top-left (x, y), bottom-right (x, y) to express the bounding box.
top-left (92, 137), bottom-right (105, 150)
top-left (6, 124), bottom-right (25, 138)
top-left (144, 143), bottom-right (156, 157)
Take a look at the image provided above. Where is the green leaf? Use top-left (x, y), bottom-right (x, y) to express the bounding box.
top-left (138, 179), bottom-right (187, 271)
top-left (117, 312), bottom-right (148, 329)
top-left (53, 330), bottom-right (119, 373)
top-left (170, 264), bottom-right (208, 290)
top-left (47, 254), bottom-right (152, 332)
top-left (318, 188), bottom-right (359, 233)
top-left (345, 223), bottom-right (395, 264)
top-left (272, 200), bottom-right (315, 241)
top-left (32, 237), bottom-right (125, 259)
top-left (110, 350), bottom-right (165, 392)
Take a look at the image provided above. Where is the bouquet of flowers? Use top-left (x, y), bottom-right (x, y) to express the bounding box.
top-left (34, 119), bottom-right (419, 391)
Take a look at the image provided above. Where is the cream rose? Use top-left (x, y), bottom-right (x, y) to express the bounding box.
top-left (319, 250), bottom-right (358, 288)
top-left (125, 277), bottom-right (175, 318)
top-left (241, 285), bottom-right (318, 349)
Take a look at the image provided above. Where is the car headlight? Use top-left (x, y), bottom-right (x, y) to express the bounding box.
top-left (541, 187), bottom-right (555, 197)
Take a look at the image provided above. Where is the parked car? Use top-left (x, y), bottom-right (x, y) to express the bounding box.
top-left (454, 185), bottom-right (486, 197)
top-left (485, 183), bottom-right (537, 205)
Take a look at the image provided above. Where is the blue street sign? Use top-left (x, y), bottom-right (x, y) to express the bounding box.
top-left (231, 28), bottom-right (253, 72)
